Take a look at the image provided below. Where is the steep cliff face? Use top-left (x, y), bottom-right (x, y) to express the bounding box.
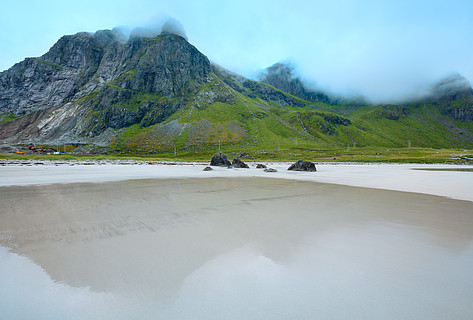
top-left (0, 30), bottom-right (212, 114)
top-left (0, 30), bottom-right (216, 143)
top-left (124, 36), bottom-right (211, 96)
top-left (447, 107), bottom-right (473, 121)
top-left (0, 31), bottom-right (119, 116)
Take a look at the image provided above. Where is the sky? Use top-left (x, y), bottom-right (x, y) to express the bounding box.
top-left (1, 0), bottom-right (472, 102)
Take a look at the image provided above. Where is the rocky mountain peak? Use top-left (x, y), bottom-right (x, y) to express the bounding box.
top-left (0, 28), bottom-right (215, 144)
top-left (0, 30), bottom-right (210, 117)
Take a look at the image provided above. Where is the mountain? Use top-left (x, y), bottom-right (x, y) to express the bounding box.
top-left (259, 63), bottom-right (369, 106)
top-left (0, 28), bottom-right (473, 155)
top-left (259, 63), bottom-right (332, 104)
top-left (0, 30), bottom-right (212, 142)
top-left (0, 29), bottom-right (310, 147)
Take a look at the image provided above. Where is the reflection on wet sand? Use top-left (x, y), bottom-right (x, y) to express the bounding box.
top-left (1, 178), bottom-right (472, 319)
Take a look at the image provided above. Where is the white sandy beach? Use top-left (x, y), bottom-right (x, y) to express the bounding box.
top-left (1, 160), bottom-right (472, 201)
top-left (1, 161), bottom-right (473, 320)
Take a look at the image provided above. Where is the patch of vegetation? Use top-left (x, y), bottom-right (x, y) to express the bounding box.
top-left (0, 113), bottom-right (22, 124)
top-left (111, 124), bottom-right (152, 150)
top-left (107, 69), bottom-right (138, 89)
top-left (34, 58), bottom-right (63, 70)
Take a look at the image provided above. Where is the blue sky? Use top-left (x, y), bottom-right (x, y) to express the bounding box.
top-left (1, 0), bottom-right (472, 102)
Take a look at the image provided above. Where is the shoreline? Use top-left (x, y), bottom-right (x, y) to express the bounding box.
top-left (1, 159), bottom-right (472, 202)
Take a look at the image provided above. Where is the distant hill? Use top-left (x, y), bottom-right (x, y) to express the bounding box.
top-left (0, 28), bottom-right (472, 154)
top-left (259, 63), bottom-right (369, 106)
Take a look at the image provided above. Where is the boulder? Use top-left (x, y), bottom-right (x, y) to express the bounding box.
top-left (264, 168), bottom-right (278, 172)
top-left (287, 160), bottom-right (316, 172)
top-left (232, 158), bottom-right (249, 168)
top-left (256, 163), bottom-right (267, 169)
top-left (210, 152), bottom-right (231, 167)
top-left (203, 166), bottom-right (213, 171)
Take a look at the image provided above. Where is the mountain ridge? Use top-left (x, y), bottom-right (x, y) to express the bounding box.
top-left (1, 28), bottom-right (472, 154)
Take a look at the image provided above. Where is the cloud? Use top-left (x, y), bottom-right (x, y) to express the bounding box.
top-left (178, 0), bottom-right (473, 103)
top-left (113, 14), bottom-right (187, 40)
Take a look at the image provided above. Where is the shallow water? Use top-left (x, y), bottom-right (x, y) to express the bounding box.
top-left (412, 168), bottom-right (473, 172)
top-left (1, 178), bottom-right (473, 319)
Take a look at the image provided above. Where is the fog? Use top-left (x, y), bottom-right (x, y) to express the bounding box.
top-left (1, 0), bottom-right (472, 103)
top-left (114, 14), bottom-right (187, 41)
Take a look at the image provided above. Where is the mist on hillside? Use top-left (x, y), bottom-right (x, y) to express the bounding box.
top-left (258, 61), bottom-right (473, 106)
top-left (112, 14), bottom-right (187, 41)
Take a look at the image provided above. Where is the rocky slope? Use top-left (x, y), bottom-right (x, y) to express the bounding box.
top-left (0, 28), bottom-right (310, 146)
top-left (0, 29), bottom-right (214, 116)
top-left (259, 63), bottom-right (332, 103)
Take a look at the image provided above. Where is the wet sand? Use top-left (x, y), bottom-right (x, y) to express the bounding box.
top-left (1, 177), bottom-right (473, 319)
top-left (1, 161), bottom-right (473, 202)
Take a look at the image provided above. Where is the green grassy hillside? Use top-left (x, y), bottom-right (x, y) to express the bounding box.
top-left (100, 77), bottom-right (473, 159)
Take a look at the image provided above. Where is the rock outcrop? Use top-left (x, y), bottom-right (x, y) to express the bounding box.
top-left (447, 107), bottom-right (473, 121)
top-left (242, 80), bottom-right (305, 107)
top-left (231, 158), bottom-right (249, 168)
top-left (287, 160), bottom-right (316, 172)
top-left (210, 153), bottom-right (231, 167)
top-left (377, 105), bottom-right (410, 120)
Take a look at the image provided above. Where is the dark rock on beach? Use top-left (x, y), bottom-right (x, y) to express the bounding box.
top-left (264, 168), bottom-right (278, 172)
top-left (210, 152), bottom-right (232, 167)
top-left (232, 158), bottom-right (249, 168)
top-left (287, 160), bottom-right (316, 172)
top-left (203, 166), bottom-right (213, 171)
top-left (256, 163), bottom-right (267, 169)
